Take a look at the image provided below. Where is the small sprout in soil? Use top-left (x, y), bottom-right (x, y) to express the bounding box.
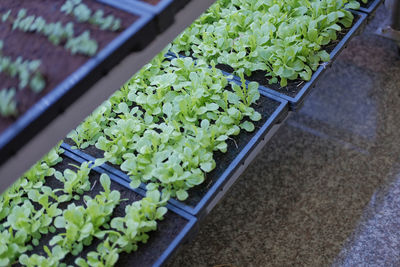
top-left (0, 40), bottom-right (46, 93)
top-left (2, 9), bottom-right (98, 56)
top-left (0, 88), bottom-right (18, 117)
top-left (61, 0), bottom-right (122, 31)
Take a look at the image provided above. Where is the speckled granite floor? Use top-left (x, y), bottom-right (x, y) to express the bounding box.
top-left (167, 5), bottom-right (400, 267)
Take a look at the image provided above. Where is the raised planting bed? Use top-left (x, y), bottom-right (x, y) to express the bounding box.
top-left (0, 147), bottom-right (197, 266)
top-left (358, 0), bottom-right (384, 15)
top-left (62, 88), bottom-right (288, 219)
top-left (120, 0), bottom-right (192, 32)
top-left (0, 0), bottom-right (155, 191)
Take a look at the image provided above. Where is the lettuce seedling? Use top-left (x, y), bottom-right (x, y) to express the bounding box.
top-left (2, 9), bottom-right (98, 56)
top-left (61, 0), bottom-right (121, 31)
top-left (70, 52), bottom-right (261, 200)
top-left (0, 41), bottom-right (46, 93)
top-left (51, 174), bottom-right (120, 256)
top-left (54, 161), bottom-right (92, 202)
top-left (172, 0), bottom-right (359, 87)
top-left (0, 88), bottom-right (17, 117)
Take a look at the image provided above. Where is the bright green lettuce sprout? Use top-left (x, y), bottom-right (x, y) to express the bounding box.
top-left (172, 0), bottom-right (359, 87)
top-left (0, 88), bottom-right (17, 117)
top-left (50, 174), bottom-right (120, 256)
top-left (75, 190), bottom-right (168, 266)
top-left (54, 161), bottom-right (92, 202)
top-left (69, 52), bottom-right (261, 200)
top-left (19, 245), bottom-right (66, 267)
top-left (0, 40), bottom-right (46, 93)
top-left (2, 9), bottom-right (98, 56)
top-left (0, 144), bottom-right (63, 264)
top-left (61, 0), bottom-right (122, 31)
top-left (0, 228), bottom-right (29, 266)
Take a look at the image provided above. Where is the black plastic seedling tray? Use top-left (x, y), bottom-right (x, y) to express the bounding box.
top-left (358, 0), bottom-right (383, 15)
top-left (230, 11), bottom-right (367, 111)
top-left (61, 149), bottom-right (198, 267)
top-left (0, 0), bottom-right (156, 191)
top-left (61, 90), bottom-right (288, 220)
top-left (122, 0), bottom-right (189, 32)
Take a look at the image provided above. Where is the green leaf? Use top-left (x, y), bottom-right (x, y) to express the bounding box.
top-left (176, 190), bottom-right (188, 201)
top-left (241, 121), bottom-right (255, 132)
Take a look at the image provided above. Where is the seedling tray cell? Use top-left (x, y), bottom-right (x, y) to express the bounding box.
top-left (62, 90), bottom-right (288, 219)
top-left (229, 11), bottom-right (367, 111)
top-left (60, 149), bottom-right (198, 267)
top-left (0, 0), bottom-right (156, 192)
top-left (358, 0), bottom-right (383, 15)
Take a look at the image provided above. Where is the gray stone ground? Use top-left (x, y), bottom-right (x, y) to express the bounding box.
top-left (168, 5), bottom-right (400, 267)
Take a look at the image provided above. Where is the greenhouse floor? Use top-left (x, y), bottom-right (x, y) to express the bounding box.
top-left (168, 5), bottom-right (400, 267)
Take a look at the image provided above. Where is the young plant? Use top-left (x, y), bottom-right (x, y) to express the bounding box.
top-left (50, 174), bottom-right (120, 256)
top-left (19, 246), bottom-right (66, 267)
top-left (0, 145), bottom-right (64, 264)
top-left (75, 190), bottom-right (168, 266)
top-left (0, 88), bottom-right (17, 117)
top-left (85, 54), bottom-right (261, 200)
top-left (2, 9), bottom-right (98, 56)
top-left (54, 161), bottom-right (92, 202)
top-left (172, 0), bottom-right (359, 87)
top-left (0, 40), bottom-right (46, 93)
top-left (61, 0), bottom-right (122, 31)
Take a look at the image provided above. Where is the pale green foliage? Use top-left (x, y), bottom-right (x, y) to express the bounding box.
top-left (50, 174), bottom-right (121, 257)
top-left (0, 88), bottom-right (17, 117)
top-left (2, 9), bottom-right (98, 56)
top-left (70, 52), bottom-right (261, 200)
top-left (172, 0), bottom-right (359, 87)
top-left (75, 190), bottom-right (168, 266)
top-left (0, 40), bottom-right (45, 93)
top-left (0, 145), bottom-right (64, 265)
top-left (19, 246), bottom-right (66, 267)
top-left (61, 0), bottom-right (122, 31)
top-left (54, 161), bottom-right (92, 202)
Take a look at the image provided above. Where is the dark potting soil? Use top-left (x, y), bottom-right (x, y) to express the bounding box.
top-left (214, 14), bottom-right (360, 98)
top-left (0, 0), bottom-right (138, 134)
top-left (22, 155), bottom-right (187, 266)
top-left (65, 94), bottom-right (280, 209)
top-left (139, 0), bottom-right (162, 6)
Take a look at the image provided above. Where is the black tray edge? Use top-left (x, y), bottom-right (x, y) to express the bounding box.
top-left (359, 0), bottom-right (383, 15)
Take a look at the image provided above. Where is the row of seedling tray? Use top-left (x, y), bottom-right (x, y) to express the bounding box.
top-left (58, 8), bottom-right (368, 264)
top-left (0, 0), bottom-right (379, 266)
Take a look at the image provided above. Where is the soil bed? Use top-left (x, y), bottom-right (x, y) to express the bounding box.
top-left (65, 94), bottom-right (280, 208)
top-left (0, 0), bottom-right (138, 134)
top-left (20, 155), bottom-right (187, 266)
